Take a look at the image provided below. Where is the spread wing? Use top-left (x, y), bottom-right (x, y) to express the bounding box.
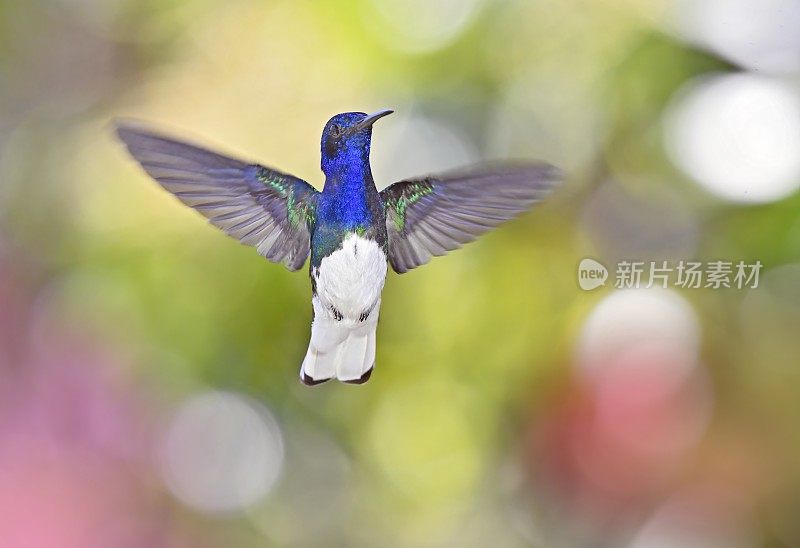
top-left (115, 121), bottom-right (318, 271)
top-left (380, 163), bottom-right (562, 273)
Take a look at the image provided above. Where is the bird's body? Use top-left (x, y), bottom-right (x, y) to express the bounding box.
top-left (116, 110), bottom-right (561, 385)
top-left (302, 112), bottom-right (390, 383)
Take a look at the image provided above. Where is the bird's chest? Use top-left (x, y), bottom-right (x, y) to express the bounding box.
top-left (312, 234), bottom-right (387, 320)
top-left (317, 184), bottom-right (377, 229)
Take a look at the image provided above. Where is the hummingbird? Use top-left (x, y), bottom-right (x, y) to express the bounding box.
top-left (115, 110), bottom-right (561, 385)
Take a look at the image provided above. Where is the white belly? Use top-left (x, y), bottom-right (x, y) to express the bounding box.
top-left (313, 234), bottom-right (387, 322)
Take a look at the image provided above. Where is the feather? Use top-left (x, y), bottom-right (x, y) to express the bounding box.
top-left (115, 120), bottom-right (319, 271)
top-left (380, 163), bottom-right (562, 272)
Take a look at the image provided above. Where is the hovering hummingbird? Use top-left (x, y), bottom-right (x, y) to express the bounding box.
top-left (116, 110), bottom-right (561, 385)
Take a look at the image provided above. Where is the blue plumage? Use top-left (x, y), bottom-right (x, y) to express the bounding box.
top-left (311, 110), bottom-right (392, 269)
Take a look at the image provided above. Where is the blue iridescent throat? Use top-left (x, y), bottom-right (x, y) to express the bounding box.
top-left (318, 131), bottom-right (374, 230)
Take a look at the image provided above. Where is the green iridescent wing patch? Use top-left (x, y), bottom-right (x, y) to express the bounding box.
top-left (380, 163), bottom-right (562, 273)
top-left (381, 179), bottom-right (435, 233)
top-left (116, 121), bottom-right (318, 270)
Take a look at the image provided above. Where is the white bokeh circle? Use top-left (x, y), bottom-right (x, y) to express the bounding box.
top-left (159, 390), bottom-right (284, 514)
top-left (665, 73), bottom-right (800, 204)
top-left (360, 0), bottom-right (485, 54)
top-left (577, 288), bottom-right (702, 385)
top-left (676, 0), bottom-right (800, 74)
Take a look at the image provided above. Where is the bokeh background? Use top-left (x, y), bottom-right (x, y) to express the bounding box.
top-left (2, 0), bottom-right (800, 546)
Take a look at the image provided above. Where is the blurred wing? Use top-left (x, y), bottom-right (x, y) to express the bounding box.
top-left (116, 121), bottom-right (318, 271)
top-left (380, 163), bottom-right (562, 273)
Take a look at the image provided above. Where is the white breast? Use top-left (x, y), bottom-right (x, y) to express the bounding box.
top-left (313, 234), bottom-right (387, 322)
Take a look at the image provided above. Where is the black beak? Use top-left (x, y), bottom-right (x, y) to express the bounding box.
top-left (351, 109), bottom-right (393, 133)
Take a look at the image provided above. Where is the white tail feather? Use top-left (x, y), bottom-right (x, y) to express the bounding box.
top-left (336, 327), bottom-right (373, 381)
top-left (301, 297), bottom-right (379, 384)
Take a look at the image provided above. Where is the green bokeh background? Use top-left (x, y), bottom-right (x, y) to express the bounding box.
top-left (1, 0), bottom-right (800, 546)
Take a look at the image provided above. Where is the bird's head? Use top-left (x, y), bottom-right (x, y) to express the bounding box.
top-left (320, 109), bottom-right (393, 176)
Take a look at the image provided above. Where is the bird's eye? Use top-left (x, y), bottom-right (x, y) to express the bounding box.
top-left (331, 124), bottom-right (342, 137)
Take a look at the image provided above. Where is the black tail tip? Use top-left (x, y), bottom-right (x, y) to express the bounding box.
top-left (300, 372), bottom-right (331, 386)
top-left (342, 368), bottom-right (373, 385)
top-left (299, 368), bottom-right (374, 386)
